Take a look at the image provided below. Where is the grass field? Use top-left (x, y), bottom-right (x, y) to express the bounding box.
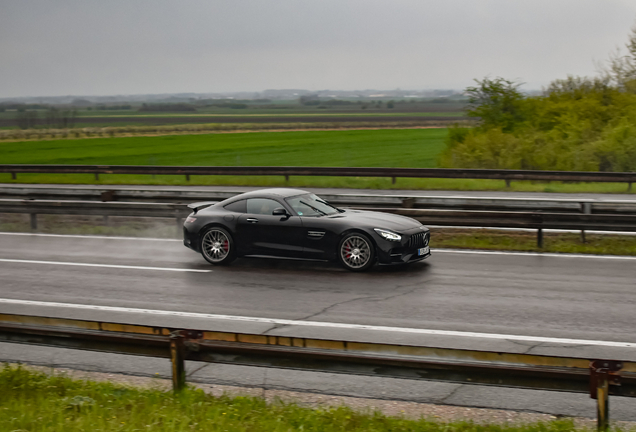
top-left (1, 127), bottom-right (635, 193)
top-left (0, 364), bottom-right (601, 432)
top-left (1, 129), bottom-right (451, 188)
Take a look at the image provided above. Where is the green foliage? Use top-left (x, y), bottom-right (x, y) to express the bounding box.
top-left (606, 24), bottom-right (636, 92)
top-left (442, 75), bottom-right (636, 172)
top-left (465, 77), bottom-right (526, 133)
top-left (590, 113), bottom-right (636, 172)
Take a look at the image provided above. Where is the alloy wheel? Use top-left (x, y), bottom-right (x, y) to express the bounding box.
top-left (340, 235), bottom-right (371, 269)
top-left (202, 229), bottom-right (230, 263)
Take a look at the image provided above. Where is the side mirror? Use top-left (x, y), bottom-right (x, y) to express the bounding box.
top-left (272, 208), bottom-right (289, 218)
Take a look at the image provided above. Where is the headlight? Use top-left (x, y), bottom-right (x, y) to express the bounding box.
top-left (374, 228), bottom-right (401, 241)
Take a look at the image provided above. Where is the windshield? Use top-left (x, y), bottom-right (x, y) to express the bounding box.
top-left (285, 194), bottom-right (340, 217)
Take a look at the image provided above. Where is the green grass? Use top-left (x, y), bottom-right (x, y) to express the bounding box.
top-left (0, 364), bottom-right (605, 432)
top-left (432, 229), bottom-right (636, 255)
top-left (1, 129), bottom-right (446, 167)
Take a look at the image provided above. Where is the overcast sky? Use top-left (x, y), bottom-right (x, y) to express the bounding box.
top-left (1, 0), bottom-right (636, 98)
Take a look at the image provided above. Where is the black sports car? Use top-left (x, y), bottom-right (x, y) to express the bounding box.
top-left (183, 188), bottom-right (430, 271)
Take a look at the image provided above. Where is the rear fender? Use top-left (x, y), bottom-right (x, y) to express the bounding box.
top-left (198, 223), bottom-right (243, 257)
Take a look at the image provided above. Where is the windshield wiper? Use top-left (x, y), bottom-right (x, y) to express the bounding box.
top-left (315, 198), bottom-right (343, 213)
top-left (300, 200), bottom-right (327, 216)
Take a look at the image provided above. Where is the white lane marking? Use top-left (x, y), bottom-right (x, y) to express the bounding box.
top-left (0, 259), bottom-right (211, 273)
top-left (0, 298), bottom-right (634, 348)
top-left (0, 232), bottom-right (181, 242)
top-left (432, 249), bottom-right (636, 260)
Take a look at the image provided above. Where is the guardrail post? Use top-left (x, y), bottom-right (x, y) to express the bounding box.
top-left (285, 175), bottom-right (290, 182)
top-left (581, 202), bottom-right (592, 243)
top-left (170, 330), bottom-right (186, 392)
top-left (401, 198), bottom-right (415, 209)
top-left (94, 173), bottom-right (99, 181)
top-left (537, 228), bottom-right (543, 248)
top-left (590, 360), bottom-right (623, 431)
top-left (11, 173), bottom-right (16, 180)
top-left (629, 182), bottom-right (633, 192)
top-left (186, 174), bottom-right (190, 182)
top-left (505, 179), bottom-right (511, 188)
top-left (392, 176), bottom-right (396, 185)
top-left (30, 214), bottom-right (37, 230)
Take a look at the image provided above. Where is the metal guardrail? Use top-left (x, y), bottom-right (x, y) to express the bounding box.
top-left (3, 186), bottom-right (636, 215)
top-left (1, 164), bottom-right (635, 189)
top-left (2, 198), bottom-right (636, 247)
top-left (0, 312), bottom-right (634, 429)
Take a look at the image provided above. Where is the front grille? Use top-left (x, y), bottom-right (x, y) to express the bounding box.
top-left (407, 231), bottom-right (429, 248)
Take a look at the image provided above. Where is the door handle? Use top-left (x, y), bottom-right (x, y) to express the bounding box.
top-left (246, 218), bottom-right (259, 223)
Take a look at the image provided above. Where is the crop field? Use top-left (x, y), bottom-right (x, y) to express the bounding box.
top-left (0, 111), bottom-right (466, 129)
top-left (2, 128), bottom-right (446, 166)
top-left (0, 128), bottom-right (453, 188)
top-left (0, 101), bottom-right (467, 129)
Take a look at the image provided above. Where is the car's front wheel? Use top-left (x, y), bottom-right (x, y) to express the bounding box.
top-left (338, 233), bottom-right (375, 272)
top-left (200, 227), bottom-right (236, 265)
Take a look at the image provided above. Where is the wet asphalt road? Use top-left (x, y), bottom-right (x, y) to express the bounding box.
top-left (1, 233), bottom-right (635, 419)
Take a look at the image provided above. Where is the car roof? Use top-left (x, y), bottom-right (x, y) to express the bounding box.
top-left (237, 188), bottom-right (310, 199)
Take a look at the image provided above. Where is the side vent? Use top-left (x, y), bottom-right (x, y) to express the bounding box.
top-left (308, 231), bottom-right (326, 239)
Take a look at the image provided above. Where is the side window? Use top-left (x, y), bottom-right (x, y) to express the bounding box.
top-left (223, 199), bottom-right (246, 213)
top-left (247, 198), bottom-right (281, 215)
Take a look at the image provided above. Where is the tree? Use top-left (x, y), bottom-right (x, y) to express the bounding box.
top-left (605, 24), bottom-right (636, 92)
top-left (465, 77), bottom-right (526, 132)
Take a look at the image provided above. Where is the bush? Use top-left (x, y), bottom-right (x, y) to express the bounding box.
top-left (441, 76), bottom-right (636, 172)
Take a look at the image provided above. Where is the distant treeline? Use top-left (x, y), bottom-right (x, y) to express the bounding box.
top-left (138, 103), bottom-right (197, 112)
top-left (0, 103), bottom-right (49, 111)
top-left (94, 105), bottom-right (132, 110)
top-left (441, 26), bottom-right (636, 173)
top-left (13, 107), bottom-right (77, 129)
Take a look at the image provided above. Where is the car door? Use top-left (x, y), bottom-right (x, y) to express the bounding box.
top-left (236, 198), bottom-right (305, 258)
top-left (298, 215), bottom-right (342, 260)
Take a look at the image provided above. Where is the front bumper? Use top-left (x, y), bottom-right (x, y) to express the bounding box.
top-left (375, 228), bottom-right (431, 264)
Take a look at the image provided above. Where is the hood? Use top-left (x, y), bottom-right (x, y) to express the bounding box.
top-left (335, 209), bottom-right (424, 232)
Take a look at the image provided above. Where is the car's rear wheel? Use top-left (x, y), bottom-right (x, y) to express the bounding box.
top-left (200, 227), bottom-right (236, 265)
top-left (338, 233), bottom-right (375, 272)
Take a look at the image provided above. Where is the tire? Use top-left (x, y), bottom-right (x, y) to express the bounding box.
top-left (200, 227), bottom-right (236, 265)
top-left (338, 232), bottom-right (375, 272)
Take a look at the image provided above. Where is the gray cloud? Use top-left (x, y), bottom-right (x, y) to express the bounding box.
top-left (1, 0), bottom-right (635, 97)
